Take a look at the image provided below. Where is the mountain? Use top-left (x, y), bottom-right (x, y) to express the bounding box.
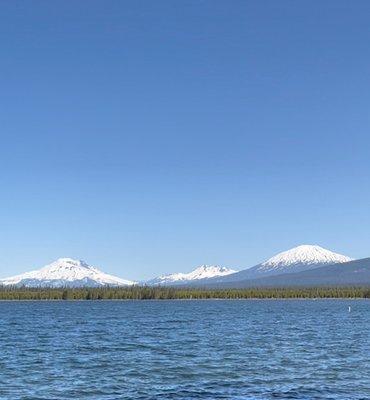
top-left (0, 258), bottom-right (136, 288)
top-left (0, 245), bottom-right (356, 288)
top-left (210, 257), bottom-right (370, 288)
top-left (248, 244), bottom-right (352, 275)
top-left (146, 265), bottom-right (237, 286)
top-left (199, 245), bottom-right (353, 285)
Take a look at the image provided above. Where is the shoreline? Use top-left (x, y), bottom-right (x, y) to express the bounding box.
top-left (0, 297), bottom-right (369, 302)
top-left (1, 286), bottom-right (369, 301)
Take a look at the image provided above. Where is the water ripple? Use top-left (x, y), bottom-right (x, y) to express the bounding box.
top-left (0, 300), bottom-right (369, 399)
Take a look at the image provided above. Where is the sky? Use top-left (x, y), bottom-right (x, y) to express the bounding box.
top-left (1, 0), bottom-right (370, 280)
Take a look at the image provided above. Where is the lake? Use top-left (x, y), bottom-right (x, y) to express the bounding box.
top-left (0, 300), bottom-right (369, 399)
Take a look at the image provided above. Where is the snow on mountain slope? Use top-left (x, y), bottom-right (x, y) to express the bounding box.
top-left (146, 265), bottom-right (237, 286)
top-left (0, 258), bottom-right (136, 288)
top-left (257, 245), bottom-right (352, 273)
top-left (198, 245), bottom-right (353, 285)
top-left (211, 257), bottom-right (370, 289)
top-left (0, 246), bottom-right (353, 288)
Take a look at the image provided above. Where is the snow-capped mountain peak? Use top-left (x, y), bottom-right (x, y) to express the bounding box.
top-left (259, 244), bottom-right (352, 272)
top-left (206, 244), bottom-right (354, 284)
top-left (39, 258), bottom-right (95, 272)
top-left (0, 258), bottom-right (136, 288)
top-left (147, 265), bottom-right (237, 285)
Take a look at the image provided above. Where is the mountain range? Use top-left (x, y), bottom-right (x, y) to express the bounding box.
top-left (1, 244), bottom-right (369, 288)
top-left (145, 265), bottom-right (237, 286)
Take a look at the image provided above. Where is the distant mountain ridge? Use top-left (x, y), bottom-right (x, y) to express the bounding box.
top-left (0, 258), bottom-right (136, 288)
top-left (146, 265), bottom-right (237, 286)
top-left (0, 245), bottom-right (363, 288)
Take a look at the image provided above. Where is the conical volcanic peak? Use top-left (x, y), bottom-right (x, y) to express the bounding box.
top-left (0, 258), bottom-right (136, 288)
top-left (205, 244), bottom-right (354, 285)
top-left (260, 245), bottom-right (352, 271)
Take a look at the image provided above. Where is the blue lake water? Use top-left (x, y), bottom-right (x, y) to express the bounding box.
top-left (0, 300), bottom-right (369, 399)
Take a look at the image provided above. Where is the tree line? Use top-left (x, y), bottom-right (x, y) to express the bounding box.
top-left (0, 286), bottom-right (369, 300)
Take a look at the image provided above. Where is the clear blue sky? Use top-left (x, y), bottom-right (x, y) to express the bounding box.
top-left (1, 1), bottom-right (370, 280)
